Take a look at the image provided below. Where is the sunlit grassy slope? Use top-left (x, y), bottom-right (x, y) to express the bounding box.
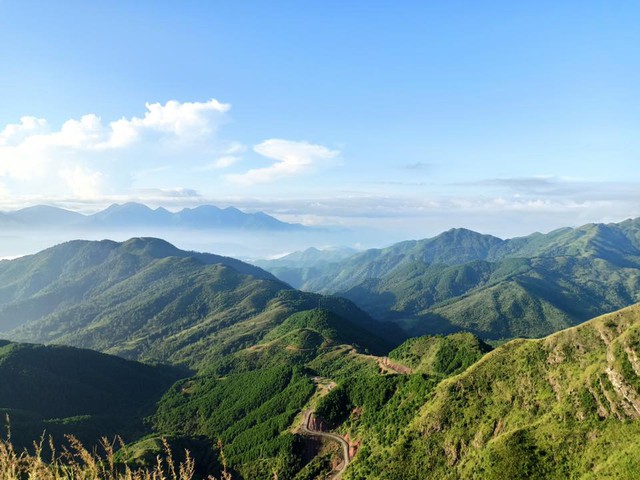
top-left (345, 303), bottom-right (640, 479)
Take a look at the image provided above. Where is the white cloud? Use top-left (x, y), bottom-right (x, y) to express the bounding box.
top-left (59, 166), bottom-right (105, 198)
top-left (215, 156), bottom-right (239, 168)
top-left (227, 139), bottom-right (339, 185)
top-left (199, 155), bottom-right (241, 171)
top-left (0, 99), bottom-right (232, 195)
top-left (100, 99), bottom-right (230, 149)
top-left (0, 116), bottom-right (48, 145)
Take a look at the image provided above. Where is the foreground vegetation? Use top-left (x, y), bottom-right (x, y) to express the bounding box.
top-left (0, 432), bottom-right (204, 480)
top-left (154, 366), bottom-right (313, 479)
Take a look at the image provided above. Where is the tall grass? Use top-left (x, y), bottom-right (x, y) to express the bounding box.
top-left (0, 418), bottom-right (231, 480)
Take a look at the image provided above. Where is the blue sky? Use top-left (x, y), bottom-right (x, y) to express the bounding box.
top-left (0, 1), bottom-right (639, 240)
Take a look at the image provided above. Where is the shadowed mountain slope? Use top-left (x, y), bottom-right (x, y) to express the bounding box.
top-left (0, 340), bottom-right (182, 449)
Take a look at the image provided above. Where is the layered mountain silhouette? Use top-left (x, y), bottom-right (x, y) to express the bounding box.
top-left (0, 202), bottom-right (305, 231)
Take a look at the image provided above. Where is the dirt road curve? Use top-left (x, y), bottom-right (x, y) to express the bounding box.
top-left (300, 409), bottom-right (351, 479)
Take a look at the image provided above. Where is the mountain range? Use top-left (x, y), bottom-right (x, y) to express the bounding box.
top-left (253, 246), bottom-right (359, 288)
top-left (0, 203), bottom-right (305, 231)
top-left (1, 230), bottom-right (640, 478)
top-left (257, 218), bottom-right (640, 340)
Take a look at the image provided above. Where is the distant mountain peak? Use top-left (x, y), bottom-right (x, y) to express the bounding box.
top-left (0, 203), bottom-right (306, 232)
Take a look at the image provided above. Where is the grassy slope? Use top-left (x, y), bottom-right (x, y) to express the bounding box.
top-left (210, 308), bottom-right (391, 375)
top-left (346, 303), bottom-right (640, 479)
top-left (388, 332), bottom-right (492, 376)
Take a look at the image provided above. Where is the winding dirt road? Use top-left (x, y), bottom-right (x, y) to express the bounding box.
top-left (300, 409), bottom-right (351, 479)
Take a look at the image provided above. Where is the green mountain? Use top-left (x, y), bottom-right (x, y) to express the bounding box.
top-left (0, 340), bottom-right (182, 449)
top-left (342, 303), bottom-right (640, 479)
top-left (5, 235), bottom-right (640, 479)
top-left (387, 332), bottom-right (492, 376)
top-left (264, 219), bottom-right (640, 340)
top-left (0, 239), bottom-right (399, 479)
top-left (0, 238), bottom-right (392, 369)
top-left (210, 308), bottom-right (390, 375)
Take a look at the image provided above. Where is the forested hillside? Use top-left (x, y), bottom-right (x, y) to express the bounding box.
top-left (0, 340), bottom-right (182, 449)
top-left (0, 238), bottom-right (393, 368)
top-left (260, 218), bottom-right (640, 340)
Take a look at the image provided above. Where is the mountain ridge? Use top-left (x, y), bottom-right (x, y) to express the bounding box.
top-left (345, 302), bottom-right (640, 479)
top-left (0, 237), bottom-right (394, 369)
top-left (259, 218), bottom-right (640, 340)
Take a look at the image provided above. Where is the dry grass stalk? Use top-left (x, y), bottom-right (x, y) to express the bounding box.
top-left (0, 426), bottom-right (209, 479)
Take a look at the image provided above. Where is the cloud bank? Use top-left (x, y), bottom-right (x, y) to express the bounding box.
top-left (0, 99), bottom-right (232, 197)
top-left (0, 99), bottom-right (339, 200)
